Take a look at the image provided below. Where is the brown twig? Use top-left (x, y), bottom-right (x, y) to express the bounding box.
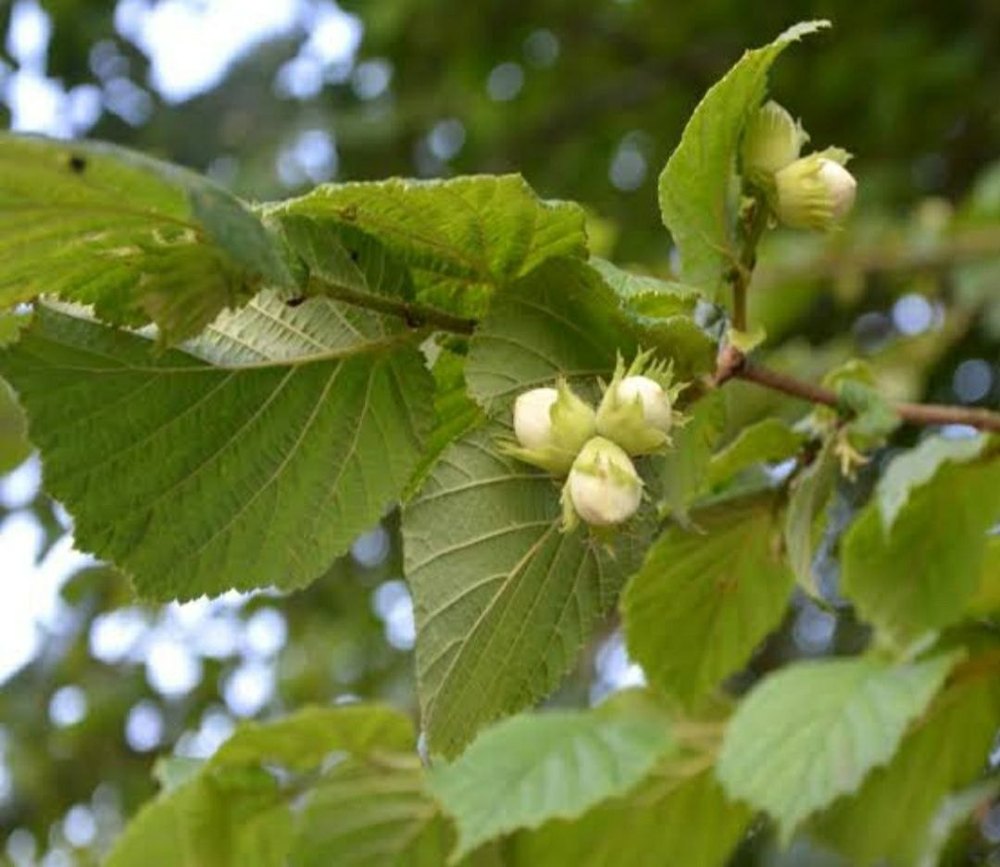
top-left (713, 347), bottom-right (1000, 432)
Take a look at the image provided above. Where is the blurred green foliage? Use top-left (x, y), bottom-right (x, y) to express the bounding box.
top-left (0, 0), bottom-right (998, 863)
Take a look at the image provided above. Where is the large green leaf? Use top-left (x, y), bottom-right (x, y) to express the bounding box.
top-left (0, 135), bottom-right (290, 343)
top-left (429, 697), bottom-right (676, 860)
top-left (622, 496), bottom-right (794, 705)
top-left (0, 301), bottom-right (434, 600)
top-left (717, 652), bottom-right (961, 841)
top-left (403, 424), bottom-right (649, 757)
top-left (270, 174), bottom-right (587, 316)
top-left (658, 21), bottom-right (829, 298)
top-left (511, 766), bottom-right (751, 867)
top-left (814, 670), bottom-right (1000, 865)
top-left (466, 257), bottom-right (714, 410)
top-left (842, 439), bottom-right (1000, 643)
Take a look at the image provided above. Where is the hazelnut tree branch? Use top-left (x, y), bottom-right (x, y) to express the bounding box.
top-left (712, 344), bottom-right (1000, 432)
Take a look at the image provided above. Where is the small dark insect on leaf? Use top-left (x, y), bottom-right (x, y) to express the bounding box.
top-left (285, 296), bottom-right (306, 308)
top-left (68, 154), bottom-right (87, 174)
top-left (349, 249), bottom-right (360, 262)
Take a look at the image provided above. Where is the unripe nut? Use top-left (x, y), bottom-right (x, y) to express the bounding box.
top-left (563, 437), bottom-right (642, 528)
top-left (513, 388), bottom-right (559, 451)
top-left (774, 151), bottom-right (857, 231)
top-left (506, 382), bottom-right (596, 476)
top-left (616, 376), bottom-right (673, 434)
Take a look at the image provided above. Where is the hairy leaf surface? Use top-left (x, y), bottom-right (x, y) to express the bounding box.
top-left (0, 302), bottom-right (434, 600)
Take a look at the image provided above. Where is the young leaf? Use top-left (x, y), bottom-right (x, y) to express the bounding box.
top-left (622, 495), bottom-right (795, 706)
top-left (813, 670), bottom-right (1000, 865)
top-left (429, 699), bottom-right (676, 860)
top-left (706, 417), bottom-right (806, 486)
top-left (717, 652), bottom-right (961, 841)
top-left (658, 21), bottom-right (829, 299)
top-left (783, 437), bottom-right (838, 596)
top-left (0, 134), bottom-right (291, 343)
top-left (841, 442), bottom-right (1000, 643)
top-left (0, 302), bottom-right (434, 600)
top-left (270, 174), bottom-right (587, 316)
top-left (402, 424), bottom-right (649, 757)
top-left (511, 767), bottom-right (751, 867)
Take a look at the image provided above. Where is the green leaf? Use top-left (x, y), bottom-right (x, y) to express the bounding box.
top-left (511, 767), bottom-right (751, 867)
top-left (210, 704), bottom-right (415, 772)
top-left (0, 134), bottom-right (290, 343)
top-left (275, 214), bottom-right (415, 303)
top-left (707, 418), bottom-right (805, 486)
top-left (813, 670), bottom-right (1000, 865)
top-left (402, 424), bottom-right (649, 757)
top-left (658, 21), bottom-right (829, 298)
top-left (271, 174), bottom-right (587, 316)
top-left (466, 257), bottom-right (714, 410)
top-left (0, 302), bottom-right (434, 600)
top-left (966, 535), bottom-right (1000, 617)
top-left (657, 390), bottom-right (727, 522)
top-left (842, 443), bottom-right (1000, 643)
top-left (429, 699), bottom-right (676, 860)
top-left (109, 705), bottom-right (423, 867)
top-left (291, 759), bottom-right (453, 867)
top-left (404, 349), bottom-right (484, 501)
top-left (784, 437), bottom-right (838, 596)
top-left (0, 375), bottom-right (29, 474)
top-left (622, 496), bottom-right (794, 705)
top-left (717, 652), bottom-right (961, 841)
top-left (876, 434), bottom-right (992, 531)
top-left (107, 771), bottom-right (291, 867)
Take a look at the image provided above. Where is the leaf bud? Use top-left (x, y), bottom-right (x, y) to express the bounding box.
top-left (741, 101), bottom-right (809, 184)
top-left (773, 149), bottom-right (857, 231)
top-left (561, 436), bottom-right (643, 530)
top-left (505, 381), bottom-right (596, 475)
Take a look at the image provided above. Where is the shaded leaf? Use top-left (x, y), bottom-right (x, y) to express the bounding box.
top-left (623, 495), bottom-right (794, 705)
top-left (707, 417), bottom-right (805, 486)
top-left (467, 257), bottom-right (714, 412)
top-left (717, 652), bottom-right (961, 841)
top-left (784, 437), bottom-right (838, 596)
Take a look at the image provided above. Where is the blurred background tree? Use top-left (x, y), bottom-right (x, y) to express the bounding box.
top-left (0, 0), bottom-right (998, 864)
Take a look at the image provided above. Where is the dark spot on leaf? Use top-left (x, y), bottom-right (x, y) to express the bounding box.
top-left (349, 249), bottom-right (360, 263)
top-left (68, 154), bottom-right (87, 174)
top-left (286, 296), bottom-right (306, 308)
